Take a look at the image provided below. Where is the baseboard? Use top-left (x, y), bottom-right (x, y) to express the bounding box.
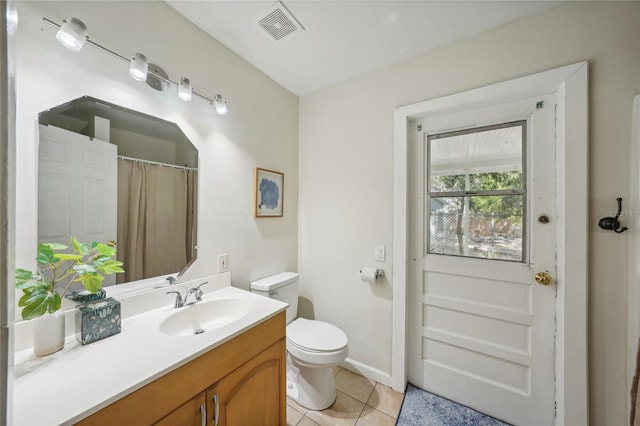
top-left (340, 357), bottom-right (395, 390)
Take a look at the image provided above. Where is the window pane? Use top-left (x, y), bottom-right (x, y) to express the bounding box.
top-left (429, 122), bottom-right (523, 192)
top-left (428, 195), bottom-right (524, 262)
top-left (431, 174), bottom-right (466, 192)
top-left (469, 171), bottom-right (522, 191)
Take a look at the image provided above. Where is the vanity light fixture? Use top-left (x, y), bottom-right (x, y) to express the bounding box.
top-left (43, 16), bottom-right (229, 115)
top-left (55, 18), bottom-right (88, 52)
top-left (178, 77), bottom-right (192, 102)
top-left (129, 52), bottom-right (149, 82)
top-left (212, 94), bottom-right (228, 115)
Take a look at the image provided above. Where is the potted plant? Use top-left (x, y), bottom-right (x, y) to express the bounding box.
top-left (15, 237), bottom-right (123, 356)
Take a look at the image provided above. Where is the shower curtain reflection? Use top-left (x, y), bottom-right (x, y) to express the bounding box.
top-left (117, 158), bottom-right (197, 283)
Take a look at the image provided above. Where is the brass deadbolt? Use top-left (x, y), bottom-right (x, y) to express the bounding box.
top-left (537, 215), bottom-right (550, 224)
top-left (535, 272), bottom-right (553, 286)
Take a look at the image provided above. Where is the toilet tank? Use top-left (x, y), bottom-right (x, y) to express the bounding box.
top-left (250, 272), bottom-right (299, 324)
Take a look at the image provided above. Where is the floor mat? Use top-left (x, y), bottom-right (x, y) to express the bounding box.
top-left (396, 384), bottom-right (511, 425)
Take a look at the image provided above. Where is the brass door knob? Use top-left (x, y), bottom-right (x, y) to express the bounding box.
top-left (535, 272), bottom-right (553, 286)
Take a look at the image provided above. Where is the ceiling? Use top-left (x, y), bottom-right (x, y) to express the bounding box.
top-left (430, 122), bottom-right (523, 176)
top-left (166, 1), bottom-right (564, 96)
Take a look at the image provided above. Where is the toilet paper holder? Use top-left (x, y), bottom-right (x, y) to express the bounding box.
top-left (359, 266), bottom-right (385, 279)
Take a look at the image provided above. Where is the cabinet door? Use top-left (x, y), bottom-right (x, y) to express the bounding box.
top-left (207, 340), bottom-right (285, 426)
top-left (155, 392), bottom-right (207, 426)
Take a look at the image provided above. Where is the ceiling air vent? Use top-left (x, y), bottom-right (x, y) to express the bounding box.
top-left (258, 1), bottom-right (305, 42)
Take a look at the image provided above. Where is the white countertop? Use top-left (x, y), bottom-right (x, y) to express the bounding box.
top-left (12, 286), bottom-right (287, 426)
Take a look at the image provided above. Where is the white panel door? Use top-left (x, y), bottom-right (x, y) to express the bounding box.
top-left (38, 125), bottom-right (118, 286)
top-left (408, 95), bottom-right (557, 425)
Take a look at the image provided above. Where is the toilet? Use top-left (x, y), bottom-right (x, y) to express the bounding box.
top-left (250, 272), bottom-right (348, 410)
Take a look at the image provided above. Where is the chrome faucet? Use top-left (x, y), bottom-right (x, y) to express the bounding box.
top-left (166, 290), bottom-right (185, 308)
top-left (153, 274), bottom-right (181, 289)
top-left (165, 263), bottom-right (191, 285)
top-left (186, 282), bottom-right (207, 302)
top-left (166, 282), bottom-right (208, 308)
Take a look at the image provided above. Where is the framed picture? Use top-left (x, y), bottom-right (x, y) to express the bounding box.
top-left (255, 168), bottom-right (284, 218)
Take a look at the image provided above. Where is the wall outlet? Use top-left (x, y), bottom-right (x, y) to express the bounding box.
top-left (217, 254), bottom-right (229, 273)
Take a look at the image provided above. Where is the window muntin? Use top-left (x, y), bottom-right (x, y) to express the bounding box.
top-left (426, 121), bottom-right (526, 262)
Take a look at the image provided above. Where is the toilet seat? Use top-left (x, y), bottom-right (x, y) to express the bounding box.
top-left (287, 318), bottom-right (348, 351)
top-left (286, 318), bottom-right (348, 366)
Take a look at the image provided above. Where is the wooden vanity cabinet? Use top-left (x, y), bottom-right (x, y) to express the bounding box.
top-left (155, 393), bottom-right (207, 426)
top-left (76, 312), bottom-right (286, 426)
top-left (206, 340), bottom-right (282, 425)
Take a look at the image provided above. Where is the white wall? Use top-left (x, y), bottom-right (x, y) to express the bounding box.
top-left (15, 2), bottom-right (298, 307)
top-left (1, 2), bottom-right (17, 424)
top-left (109, 128), bottom-right (180, 166)
top-left (299, 1), bottom-right (640, 424)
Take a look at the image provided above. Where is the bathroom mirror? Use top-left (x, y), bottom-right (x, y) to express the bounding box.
top-left (38, 96), bottom-right (198, 288)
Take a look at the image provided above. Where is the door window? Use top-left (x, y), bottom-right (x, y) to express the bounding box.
top-left (426, 121), bottom-right (526, 262)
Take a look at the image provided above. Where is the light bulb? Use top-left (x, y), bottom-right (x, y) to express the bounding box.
top-left (129, 53), bottom-right (148, 82)
top-left (213, 94), bottom-right (228, 115)
top-left (55, 18), bottom-right (87, 52)
top-left (178, 77), bottom-right (192, 102)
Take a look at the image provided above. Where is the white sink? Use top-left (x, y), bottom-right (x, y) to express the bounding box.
top-left (159, 297), bottom-right (251, 336)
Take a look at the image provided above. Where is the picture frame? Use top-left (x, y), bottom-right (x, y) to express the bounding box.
top-left (254, 168), bottom-right (284, 218)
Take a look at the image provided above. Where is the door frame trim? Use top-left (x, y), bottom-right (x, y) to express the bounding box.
top-left (392, 62), bottom-right (588, 425)
top-left (628, 95), bottom-right (640, 423)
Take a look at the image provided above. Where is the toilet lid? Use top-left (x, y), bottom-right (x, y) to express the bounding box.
top-left (287, 318), bottom-right (348, 352)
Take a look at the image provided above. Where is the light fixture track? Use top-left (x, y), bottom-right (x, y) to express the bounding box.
top-left (42, 17), bottom-right (226, 111)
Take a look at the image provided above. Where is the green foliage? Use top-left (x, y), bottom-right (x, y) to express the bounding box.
top-left (470, 171), bottom-right (522, 192)
top-left (469, 172), bottom-right (522, 221)
top-left (15, 237), bottom-right (124, 320)
top-left (431, 174), bottom-right (465, 193)
top-left (431, 171), bottom-right (523, 221)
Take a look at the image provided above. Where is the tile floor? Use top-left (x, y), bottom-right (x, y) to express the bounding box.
top-left (286, 367), bottom-right (404, 426)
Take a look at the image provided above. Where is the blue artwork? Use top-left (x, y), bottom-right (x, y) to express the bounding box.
top-left (258, 178), bottom-right (280, 210)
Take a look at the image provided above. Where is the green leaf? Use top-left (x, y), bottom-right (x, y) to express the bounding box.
top-left (15, 278), bottom-right (49, 291)
top-left (15, 269), bottom-right (34, 287)
top-left (95, 243), bottom-right (116, 258)
top-left (48, 293), bottom-right (62, 314)
top-left (18, 293), bottom-right (31, 307)
top-left (71, 237), bottom-right (89, 256)
top-left (18, 288), bottom-right (47, 306)
top-left (91, 255), bottom-right (111, 267)
top-left (16, 269), bottom-right (49, 290)
top-left (96, 260), bottom-right (124, 272)
top-left (20, 293), bottom-right (49, 320)
top-left (53, 253), bottom-right (83, 261)
top-left (22, 304), bottom-right (48, 320)
top-left (72, 264), bottom-right (97, 274)
top-left (16, 268), bottom-right (33, 280)
top-left (36, 244), bottom-right (56, 264)
top-left (80, 274), bottom-right (104, 293)
top-left (20, 290), bottom-right (61, 319)
top-left (70, 236), bottom-right (81, 252)
top-left (41, 243), bottom-right (68, 251)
